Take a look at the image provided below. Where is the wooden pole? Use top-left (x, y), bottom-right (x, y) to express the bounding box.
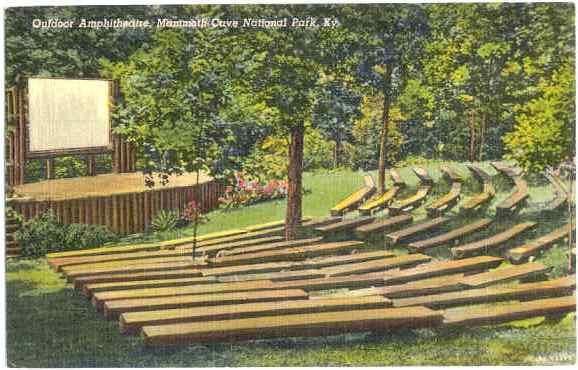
top-left (45, 158), bottom-right (55, 180)
top-left (86, 155), bottom-right (97, 176)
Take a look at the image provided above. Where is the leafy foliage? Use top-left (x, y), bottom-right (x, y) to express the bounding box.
top-left (504, 61), bottom-right (575, 173)
top-left (150, 209), bottom-right (179, 233)
top-left (15, 211), bottom-right (117, 257)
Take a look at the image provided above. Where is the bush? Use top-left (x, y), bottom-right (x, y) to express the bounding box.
top-left (16, 211), bottom-right (118, 257)
top-left (179, 200), bottom-right (208, 227)
top-left (151, 209), bottom-right (179, 232)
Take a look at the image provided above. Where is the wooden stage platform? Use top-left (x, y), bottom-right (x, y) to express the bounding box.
top-left (8, 172), bottom-right (222, 235)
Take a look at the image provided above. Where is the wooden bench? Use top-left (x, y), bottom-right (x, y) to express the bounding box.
top-left (426, 165), bottom-right (463, 217)
top-left (50, 235), bottom-right (286, 271)
top-left (443, 295), bottom-right (576, 328)
top-left (358, 169), bottom-right (406, 215)
top-left (385, 217), bottom-right (450, 245)
top-left (315, 216), bottom-right (375, 235)
top-left (382, 256), bottom-right (503, 285)
top-left (330, 175), bottom-right (376, 216)
top-left (270, 272), bottom-right (388, 292)
top-left (389, 167), bottom-right (434, 215)
top-left (217, 269), bottom-right (327, 284)
top-left (461, 165), bottom-right (495, 212)
top-left (491, 162), bottom-right (530, 218)
top-left (141, 306), bottom-right (443, 346)
top-left (354, 214), bottom-right (413, 238)
top-left (300, 216), bottom-right (343, 229)
top-left (451, 221), bottom-right (537, 259)
top-left (393, 275), bottom-right (575, 308)
top-left (207, 240), bottom-right (366, 267)
top-left (63, 260), bottom-right (204, 281)
top-left (220, 237), bottom-right (324, 257)
top-left (203, 250), bottom-right (393, 277)
top-left (506, 224), bottom-right (574, 264)
top-left (339, 273), bottom-right (468, 299)
top-left (459, 262), bottom-right (551, 288)
top-left (120, 295), bottom-right (391, 335)
top-left (405, 218), bottom-right (493, 253)
top-left (389, 168), bottom-right (406, 187)
top-left (72, 268), bottom-right (204, 290)
top-left (92, 280), bottom-right (281, 310)
top-left (84, 275), bottom-right (218, 297)
top-left (321, 254), bottom-right (432, 277)
top-left (103, 289), bottom-right (309, 320)
top-left (542, 173), bottom-right (568, 213)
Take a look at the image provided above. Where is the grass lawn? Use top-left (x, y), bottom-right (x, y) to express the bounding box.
top-left (5, 162), bottom-right (576, 367)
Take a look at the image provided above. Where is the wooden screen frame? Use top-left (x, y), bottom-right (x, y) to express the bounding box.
top-left (23, 76), bottom-right (115, 159)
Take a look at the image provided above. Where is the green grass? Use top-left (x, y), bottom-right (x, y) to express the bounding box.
top-left (6, 162), bottom-right (576, 367)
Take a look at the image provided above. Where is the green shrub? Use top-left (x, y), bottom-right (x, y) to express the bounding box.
top-left (151, 209), bottom-right (179, 232)
top-left (15, 211), bottom-right (118, 257)
top-left (64, 223), bottom-right (118, 250)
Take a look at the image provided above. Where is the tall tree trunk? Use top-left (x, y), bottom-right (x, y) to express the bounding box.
top-left (377, 63), bottom-right (393, 195)
top-left (468, 109), bottom-right (477, 162)
top-left (334, 137), bottom-right (341, 168)
top-left (478, 111), bottom-right (486, 161)
top-left (285, 124), bottom-right (305, 240)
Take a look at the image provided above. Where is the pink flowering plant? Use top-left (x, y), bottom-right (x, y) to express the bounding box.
top-left (179, 200), bottom-right (208, 226)
top-left (219, 172), bottom-right (288, 209)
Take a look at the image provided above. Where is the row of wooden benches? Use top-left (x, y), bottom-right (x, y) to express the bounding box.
top-left (46, 222), bottom-right (575, 346)
top-left (330, 162), bottom-right (566, 220)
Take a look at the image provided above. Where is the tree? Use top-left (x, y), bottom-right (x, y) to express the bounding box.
top-left (340, 4), bottom-right (428, 193)
top-left (313, 82), bottom-right (361, 167)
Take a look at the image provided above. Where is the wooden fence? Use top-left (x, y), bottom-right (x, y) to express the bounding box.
top-left (7, 181), bottom-right (223, 235)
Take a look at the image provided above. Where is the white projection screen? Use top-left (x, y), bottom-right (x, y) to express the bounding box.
top-left (27, 78), bottom-right (112, 156)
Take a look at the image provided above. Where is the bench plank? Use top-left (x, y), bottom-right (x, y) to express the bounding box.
top-left (389, 186), bottom-right (432, 216)
top-left (412, 167), bottom-right (434, 185)
top-left (325, 273), bottom-right (467, 299)
top-left (203, 250), bottom-right (394, 277)
top-left (406, 219), bottom-right (493, 253)
top-left (492, 162), bottom-right (529, 218)
top-left (120, 295), bottom-right (391, 335)
top-left (506, 224), bottom-right (574, 264)
top-left (83, 275), bottom-right (218, 297)
top-left (207, 240), bottom-right (366, 267)
top-left (389, 168), bottom-right (406, 187)
top-left (142, 306), bottom-right (443, 346)
top-left (217, 269), bottom-right (327, 283)
top-left (382, 256), bottom-right (503, 285)
top-left (451, 221), bottom-right (537, 259)
top-left (103, 289), bottom-right (309, 320)
top-left (355, 214), bottom-right (413, 238)
top-left (64, 260), bottom-right (203, 281)
top-left (315, 217), bottom-right (375, 234)
top-left (72, 268), bottom-right (203, 289)
top-left (459, 262), bottom-right (551, 288)
top-left (426, 183), bottom-right (461, 217)
top-left (50, 236), bottom-right (284, 270)
top-left (385, 217), bottom-right (451, 245)
top-left (92, 279), bottom-right (279, 310)
top-left (393, 276), bottom-right (575, 308)
top-left (45, 228), bottom-right (248, 260)
top-left (322, 254), bottom-right (432, 277)
top-left (358, 186), bottom-right (401, 215)
top-left (330, 175), bottom-right (376, 216)
top-left (271, 272), bottom-right (388, 291)
top-left (461, 165), bottom-right (495, 212)
top-left (217, 237), bottom-right (324, 257)
top-left (443, 295), bottom-right (576, 327)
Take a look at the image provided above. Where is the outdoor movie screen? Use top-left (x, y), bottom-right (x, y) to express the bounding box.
top-left (27, 77), bottom-right (112, 155)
